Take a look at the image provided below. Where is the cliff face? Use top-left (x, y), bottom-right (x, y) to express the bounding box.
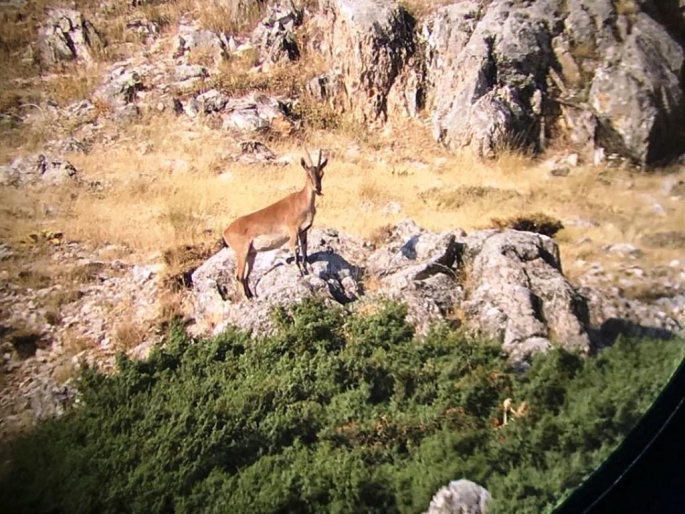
top-left (307, 0), bottom-right (685, 165)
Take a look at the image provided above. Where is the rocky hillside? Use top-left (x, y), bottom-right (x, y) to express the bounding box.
top-left (1, 0), bottom-right (684, 443)
top-left (307, 0), bottom-right (685, 165)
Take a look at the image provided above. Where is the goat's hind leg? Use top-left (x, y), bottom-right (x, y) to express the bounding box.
top-left (289, 232), bottom-right (306, 277)
top-left (244, 249), bottom-right (257, 298)
top-left (234, 243), bottom-right (253, 300)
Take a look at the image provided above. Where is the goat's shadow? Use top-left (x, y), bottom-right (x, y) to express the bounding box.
top-left (591, 318), bottom-right (681, 348)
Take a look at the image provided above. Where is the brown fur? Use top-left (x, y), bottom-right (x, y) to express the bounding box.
top-left (223, 152), bottom-right (327, 299)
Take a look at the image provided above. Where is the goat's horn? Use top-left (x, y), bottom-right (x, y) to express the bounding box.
top-left (317, 148), bottom-right (323, 167)
top-left (303, 148), bottom-right (314, 167)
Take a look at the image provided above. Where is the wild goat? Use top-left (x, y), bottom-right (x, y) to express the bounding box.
top-left (223, 149), bottom-right (328, 299)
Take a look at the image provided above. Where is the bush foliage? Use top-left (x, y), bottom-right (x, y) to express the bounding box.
top-left (1, 299), bottom-right (682, 514)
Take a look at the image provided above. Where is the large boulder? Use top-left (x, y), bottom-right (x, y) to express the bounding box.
top-left (190, 229), bottom-right (364, 336)
top-left (462, 230), bottom-right (591, 362)
top-left (423, 1), bottom-right (554, 157)
top-left (423, 0), bottom-right (685, 164)
top-left (364, 220), bottom-right (464, 333)
top-left (585, 8), bottom-right (685, 164)
top-left (307, 0), bottom-right (419, 124)
top-left (37, 9), bottom-right (102, 66)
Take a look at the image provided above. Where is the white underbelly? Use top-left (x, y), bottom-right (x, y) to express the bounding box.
top-left (253, 233), bottom-right (289, 251)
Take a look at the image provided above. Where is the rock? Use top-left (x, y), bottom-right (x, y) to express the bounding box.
top-left (94, 66), bottom-right (145, 112)
top-left (605, 243), bottom-right (644, 258)
top-left (0, 154), bottom-right (79, 187)
top-left (174, 64), bottom-right (208, 83)
top-left (220, 94), bottom-right (293, 133)
top-left (306, 0), bottom-right (685, 163)
top-left (365, 221), bottom-right (463, 333)
top-left (306, 74), bottom-right (335, 101)
top-left (462, 230), bottom-right (591, 363)
top-left (307, 0), bottom-right (419, 124)
top-left (251, 1), bottom-right (303, 66)
top-left (37, 9), bottom-right (102, 66)
top-left (43, 136), bottom-right (90, 155)
top-left (425, 479), bottom-right (491, 514)
top-left (235, 140), bottom-right (279, 164)
top-left (587, 9), bottom-right (685, 165)
top-left (190, 229), bottom-right (363, 336)
top-left (0, 244), bottom-right (13, 261)
top-left (196, 89), bottom-right (229, 113)
top-left (366, 221), bottom-right (458, 277)
top-left (174, 25), bottom-right (231, 63)
top-left (125, 18), bottom-right (159, 40)
top-left (423, 1), bottom-right (556, 157)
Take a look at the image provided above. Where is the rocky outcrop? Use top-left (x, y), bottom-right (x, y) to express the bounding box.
top-left (0, 154), bottom-right (79, 187)
top-left (308, 0), bottom-right (685, 164)
top-left (174, 24), bottom-right (233, 63)
top-left (0, 240), bottom-right (164, 441)
top-left (307, 0), bottom-right (419, 124)
top-left (251, 1), bottom-right (303, 67)
top-left (181, 90), bottom-right (293, 133)
top-left (462, 230), bottom-right (591, 362)
top-left (93, 65), bottom-right (145, 118)
top-left (422, 1), bottom-right (550, 158)
top-left (424, 479), bottom-right (491, 514)
top-left (188, 221), bottom-right (594, 360)
top-left (191, 228), bottom-right (364, 336)
top-left (38, 9), bottom-right (103, 66)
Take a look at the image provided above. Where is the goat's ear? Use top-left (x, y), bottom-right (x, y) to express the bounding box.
top-left (319, 158), bottom-right (328, 170)
top-left (300, 157), bottom-right (307, 169)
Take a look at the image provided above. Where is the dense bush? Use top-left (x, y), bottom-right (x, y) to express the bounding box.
top-left (1, 298), bottom-right (682, 514)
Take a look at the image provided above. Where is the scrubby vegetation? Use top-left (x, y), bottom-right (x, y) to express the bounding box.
top-left (0, 299), bottom-right (683, 514)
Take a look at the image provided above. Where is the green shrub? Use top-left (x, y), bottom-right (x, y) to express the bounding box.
top-left (0, 298), bottom-right (682, 514)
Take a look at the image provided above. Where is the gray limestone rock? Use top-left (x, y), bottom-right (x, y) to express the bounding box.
top-left (38, 9), bottom-right (103, 66)
top-left (425, 479), bottom-right (491, 514)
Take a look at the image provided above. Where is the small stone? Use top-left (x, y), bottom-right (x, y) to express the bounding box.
top-left (550, 166), bottom-right (570, 177)
top-left (606, 243), bottom-right (644, 259)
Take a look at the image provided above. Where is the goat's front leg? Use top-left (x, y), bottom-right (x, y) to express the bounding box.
top-left (298, 229), bottom-right (309, 275)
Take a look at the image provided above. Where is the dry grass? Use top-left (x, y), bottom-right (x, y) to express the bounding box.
top-left (1, 1), bottom-right (684, 288)
top-left (399, 0), bottom-right (462, 20)
top-left (60, 328), bottom-right (94, 357)
top-left (1, 110), bottom-right (682, 284)
top-left (197, 0), bottom-right (266, 35)
top-left (114, 319), bottom-right (148, 352)
top-left (615, 0), bottom-right (639, 16)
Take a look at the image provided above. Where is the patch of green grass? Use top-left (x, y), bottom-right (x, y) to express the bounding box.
top-left (0, 298), bottom-right (682, 513)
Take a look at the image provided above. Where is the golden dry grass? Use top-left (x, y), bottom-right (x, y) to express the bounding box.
top-left (1, 108), bottom-right (682, 287)
top-left (1, 0), bottom-right (684, 288)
